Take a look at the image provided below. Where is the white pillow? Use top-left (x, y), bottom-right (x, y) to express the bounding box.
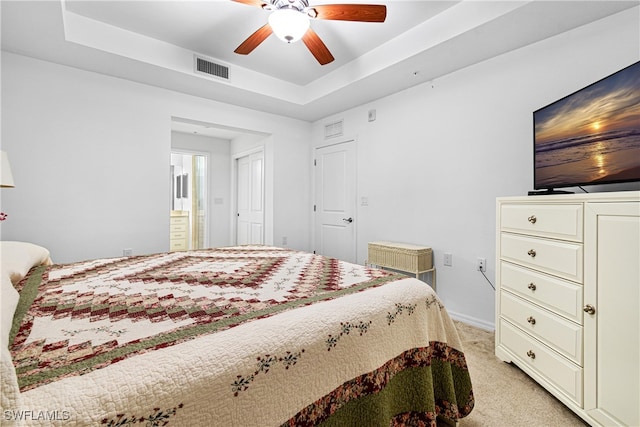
top-left (1, 273), bottom-right (22, 420)
top-left (0, 274), bottom-right (19, 347)
top-left (0, 242), bottom-right (50, 420)
top-left (0, 241), bottom-right (52, 285)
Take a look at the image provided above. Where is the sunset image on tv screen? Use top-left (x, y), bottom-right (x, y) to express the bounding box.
top-left (534, 61), bottom-right (640, 189)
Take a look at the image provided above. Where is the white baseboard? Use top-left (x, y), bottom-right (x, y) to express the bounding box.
top-left (447, 310), bottom-right (495, 332)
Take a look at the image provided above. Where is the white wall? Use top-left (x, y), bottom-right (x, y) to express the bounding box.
top-left (171, 131), bottom-right (232, 248)
top-left (1, 52), bottom-right (311, 263)
top-left (311, 7), bottom-right (640, 329)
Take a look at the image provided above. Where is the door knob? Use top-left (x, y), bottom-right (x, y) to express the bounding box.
top-left (583, 304), bottom-right (596, 315)
top-left (342, 217), bottom-right (353, 223)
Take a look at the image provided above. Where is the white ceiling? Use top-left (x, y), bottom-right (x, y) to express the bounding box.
top-left (2, 0), bottom-right (638, 135)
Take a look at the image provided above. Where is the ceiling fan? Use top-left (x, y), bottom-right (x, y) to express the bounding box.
top-left (232, 0), bottom-right (387, 65)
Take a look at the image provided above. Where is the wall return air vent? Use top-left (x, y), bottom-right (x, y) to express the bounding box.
top-left (194, 55), bottom-right (229, 80)
top-left (324, 120), bottom-right (344, 139)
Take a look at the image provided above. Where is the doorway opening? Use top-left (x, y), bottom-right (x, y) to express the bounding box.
top-left (170, 151), bottom-right (208, 251)
top-left (170, 116), bottom-right (272, 249)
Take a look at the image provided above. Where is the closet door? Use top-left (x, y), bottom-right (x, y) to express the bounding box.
top-left (314, 141), bottom-right (356, 263)
top-left (236, 150), bottom-right (264, 245)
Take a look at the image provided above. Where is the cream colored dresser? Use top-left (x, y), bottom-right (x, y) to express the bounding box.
top-left (495, 191), bottom-right (639, 426)
top-left (170, 210), bottom-right (189, 251)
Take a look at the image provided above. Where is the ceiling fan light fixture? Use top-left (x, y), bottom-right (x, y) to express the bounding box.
top-left (268, 9), bottom-right (310, 43)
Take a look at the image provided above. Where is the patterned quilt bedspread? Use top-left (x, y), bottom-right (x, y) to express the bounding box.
top-left (6, 246), bottom-right (474, 426)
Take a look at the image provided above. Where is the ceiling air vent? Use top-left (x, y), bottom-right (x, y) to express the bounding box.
top-left (194, 55), bottom-right (229, 80)
top-left (324, 120), bottom-right (343, 139)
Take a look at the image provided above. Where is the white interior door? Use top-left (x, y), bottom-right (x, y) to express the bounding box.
top-left (314, 141), bottom-right (356, 263)
top-left (236, 150), bottom-right (264, 245)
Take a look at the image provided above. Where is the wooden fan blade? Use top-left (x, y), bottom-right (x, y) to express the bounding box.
top-left (312, 4), bottom-right (386, 22)
top-left (231, 0), bottom-right (268, 8)
top-left (302, 28), bottom-right (334, 65)
top-left (234, 23), bottom-right (273, 55)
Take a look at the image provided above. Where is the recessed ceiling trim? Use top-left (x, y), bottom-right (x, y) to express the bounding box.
top-left (4, 1), bottom-right (635, 122)
top-left (61, 6), bottom-right (308, 104)
top-left (304, 0), bottom-right (529, 100)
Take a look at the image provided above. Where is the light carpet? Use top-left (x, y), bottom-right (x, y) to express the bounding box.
top-left (452, 321), bottom-right (589, 427)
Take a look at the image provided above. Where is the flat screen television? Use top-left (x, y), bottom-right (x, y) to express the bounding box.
top-left (532, 60), bottom-right (640, 194)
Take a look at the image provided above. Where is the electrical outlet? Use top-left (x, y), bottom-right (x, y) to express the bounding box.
top-left (444, 253), bottom-right (453, 267)
top-left (476, 257), bottom-right (486, 272)
top-left (123, 248), bottom-right (133, 257)
top-left (282, 236), bottom-right (288, 246)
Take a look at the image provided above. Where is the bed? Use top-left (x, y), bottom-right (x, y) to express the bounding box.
top-left (1, 242), bottom-right (474, 426)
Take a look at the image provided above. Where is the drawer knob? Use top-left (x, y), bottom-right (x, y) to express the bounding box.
top-left (527, 249), bottom-right (537, 258)
top-left (527, 282), bottom-right (537, 291)
top-left (584, 304), bottom-right (596, 315)
top-left (527, 316), bottom-right (536, 325)
top-left (527, 215), bottom-right (537, 224)
top-left (526, 350), bottom-right (536, 359)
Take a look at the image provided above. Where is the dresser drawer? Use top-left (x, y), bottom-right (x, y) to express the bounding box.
top-left (170, 231), bottom-right (187, 240)
top-left (500, 261), bottom-right (583, 323)
top-left (501, 291), bottom-right (582, 364)
top-left (501, 233), bottom-right (583, 282)
top-left (170, 240), bottom-right (187, 251)
top-left (499, 319), bottom-right (582, 406)
top-left (170, 223), bottom-right (188, 233)
top-left (501, 203), bottom-right (583, 242)
top-left (170, 216), bottom-right (189, 226)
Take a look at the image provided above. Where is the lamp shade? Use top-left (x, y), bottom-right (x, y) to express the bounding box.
top-left (1, 151), bottom-right (15, 188)
top-left (268, 9), bottom-right (310, 43)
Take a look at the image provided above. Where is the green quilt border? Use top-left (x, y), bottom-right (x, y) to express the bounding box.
top-left (9, 264), bottom-right (47, 346)
top-left (284, 359), bottom-right (474, 427)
